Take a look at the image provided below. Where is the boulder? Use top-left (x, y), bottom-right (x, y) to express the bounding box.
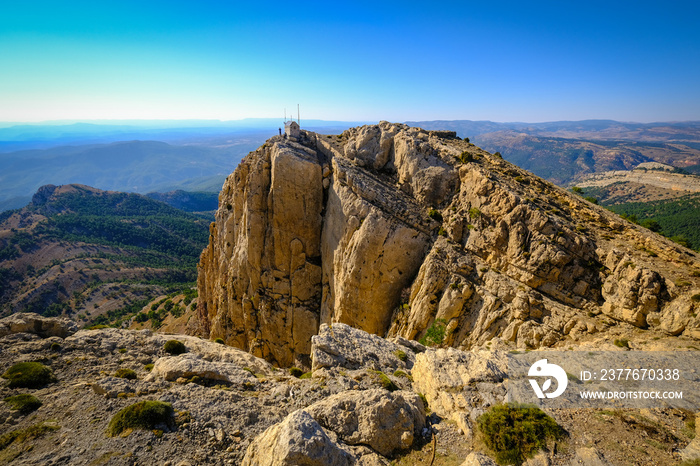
top-left (461, 452), bottom-right (498, 466)
top-left (569, 447), bottom-right (611, 465)
top-left (0, 312), bottom-right (78, 338)
top-left (242, 410), bottom-right (353, 466)
top-left (146, 353), bottom-right (258, 386)
top-left (311, 323), bottom-right (417, 373)
top-left (305, 389), bottom-right (425, 457)
top-left (412, 348), bottom-right (507, 422)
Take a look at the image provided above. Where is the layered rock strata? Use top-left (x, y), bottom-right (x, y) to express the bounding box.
top-left (197, 123), bottom-right (700, 367)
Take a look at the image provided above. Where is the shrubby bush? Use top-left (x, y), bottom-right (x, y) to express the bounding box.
top-left (2, 362), bottom-right (56, 388)
top-left (107, 400), bottom-right (175, 437)
top-left (163, 340), bottom-right (187, 355)
top-left (478, 403), bottom-right (565, 465)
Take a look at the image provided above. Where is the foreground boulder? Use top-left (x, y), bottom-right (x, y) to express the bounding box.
top-left (305, 389), bottom-right (425, 457)
top-left (243, 389), bottom-right (425, 464)
top-left (412, 347), bottom-right (508, 435)
top-left (311, 323), bottom-right (421, 373)
top-left (242, 410), bottom-right (354, 466)
top-left (146, 353), bottom-right (259, 386)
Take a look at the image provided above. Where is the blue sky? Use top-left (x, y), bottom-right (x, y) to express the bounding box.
top-left (1, 0), bottom-right (699, 123)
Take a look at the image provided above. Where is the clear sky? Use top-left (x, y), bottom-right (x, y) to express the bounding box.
top-left (1, 0), bottom-right (699, 123)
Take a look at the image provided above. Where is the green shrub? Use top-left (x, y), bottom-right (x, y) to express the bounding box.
top-left (469, 207), bottom-right (482, 219)
top-left (478, 403), bottom-right (565, 465)
top-left (114, 368), bottom-right (137, 380)
top-left (163, 340), bottom-right (187, 355)
top-left (419, 319), bottom-right (447, 347)
top-left (4, 394), bottom-right (42, 415)
top-left (691, 294), bottom-right (700, 302)
top-left (614, 338), bottom-right (630, 348)
top-left (50, 342), bottom-right (62, 352)
top-left (214, 337), bottom-right (225, 344)
top-left (299, 372), bottom-right (313, 379)
top-left (289, 367), bottom-right (303, 378)
top-left (456, 151), bottom-right (473, 163)
top-left (107, 400), bottom-right (175, 437)
top-left (2, 362), bottom-right (57, 388)
top-left (438, 226), bottom-right (447, 237)
top-left (144, 363), bottom-right (154, 372)
top-left (428, 208), bottom-right (443, 222)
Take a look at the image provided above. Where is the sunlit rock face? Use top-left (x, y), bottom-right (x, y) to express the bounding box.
top-left (197, 122), bottom-right (700, 367)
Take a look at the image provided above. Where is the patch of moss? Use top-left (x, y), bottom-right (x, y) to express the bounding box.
top-left (289, 367), bottom-right (303, 378)
top-left (163, 340), bottom-right (187, 355)
top-left (477, 403), bottom-right (565, 465)
top-left (114, 368), bottom-right (137, 380)
top-left (393, 370), bottom-right (413, 381)
top-left (107, 400), bottom-right (175, 437)
top-left (0, 421), bottom-right (60, 452)
top-left (393, 349), bottom-right (408, 362)
top-left (4, 394), bottom-right (42, 415)
top-left (371, 371), bottom-right (398, 392)
top-left (418, 393), bottom-right (430, 413)
top-left (213, 338), bottom-right (225, 344)
top-left (2, 362), bottom-right (57, 388)
top-left (299, 372), bottom-right (313, 380)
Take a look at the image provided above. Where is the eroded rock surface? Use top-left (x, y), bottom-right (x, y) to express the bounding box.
top-left (197, 123), bottom-right (700, 367)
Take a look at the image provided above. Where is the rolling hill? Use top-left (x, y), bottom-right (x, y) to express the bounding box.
top-left (0, 184), bottom-right (211, 326)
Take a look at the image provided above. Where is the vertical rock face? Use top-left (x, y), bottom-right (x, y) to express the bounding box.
top-left (197, 123), bottom-right (700, 366)
top-left (197, 140), bottom-right (324, 367)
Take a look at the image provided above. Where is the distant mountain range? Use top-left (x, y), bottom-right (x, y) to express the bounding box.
top-left (407, 119), bottom-right (700, 184)
top-left (0, 120), bottom-right (370, 212)
top-left (0, 139), bottom-right (256, 211)
top-left (2, 119), bottom-right (700, 212)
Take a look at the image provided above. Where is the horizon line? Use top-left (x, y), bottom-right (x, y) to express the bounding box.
top-left (2, 117), bottom-right (700, 127)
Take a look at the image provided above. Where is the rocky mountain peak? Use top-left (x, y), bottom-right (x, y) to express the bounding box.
top-left (196, 123), bottom-right (700, 368)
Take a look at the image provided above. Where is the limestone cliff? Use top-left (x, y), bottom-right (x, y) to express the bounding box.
top-left (197, 122), bottom-right (700, 367)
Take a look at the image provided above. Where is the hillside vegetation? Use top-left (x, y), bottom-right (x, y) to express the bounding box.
top-left (0, 184), bottom-right (211, 327)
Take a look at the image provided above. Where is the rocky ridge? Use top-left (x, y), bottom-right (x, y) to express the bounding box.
top-left (0, 314), bottom-right (696, 465)
top-left (197, 122), bottom-right (700, 368)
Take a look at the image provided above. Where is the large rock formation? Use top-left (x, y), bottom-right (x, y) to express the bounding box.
top-left (197, 123), bottom-right (700, 367)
